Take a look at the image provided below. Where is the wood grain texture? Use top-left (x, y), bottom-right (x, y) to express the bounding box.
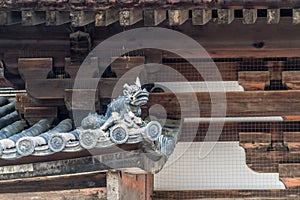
top-left (0, 172), bottom-right (106, 193)
top-left (147, 91), bottom-right (300, 118)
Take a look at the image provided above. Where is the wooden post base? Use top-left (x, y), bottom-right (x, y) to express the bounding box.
top-left (107, 171), bottom-right (153, 200)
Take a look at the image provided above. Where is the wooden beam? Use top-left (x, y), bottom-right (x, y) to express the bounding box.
top-left (239, 132), bottom-right (271, 150)
top-left (0, 188), bottom-right (106, 200)
top-left (283, 132), bottom-right (300, 151)
top-left (46, 11), bottom-right (70, 26)
top-left (293, 9), bottom-right (300, 24)
top-left (71, 11), bottom-right (95, 27)
top-left (95, 10), bottom-right (119, 27)
top-left (119, 9), bottom-right (143, 26)
top-left (22, 11), bottom-right (46, 26)
top-left (24, 106), bottom-right (57, 118)
top-left (18, 58), bottom-right (52, 81)
top-left (144, 9), bottom-right (166, 26)
top-left (267, 9), bottom-right (280, 24)
top-left (153, 190), bottom-right (300, 199)
top-left (283, 71), bottom-right (300, 89)
top-left (0, 148), bottom-right (164, 179)
top-left (0, 11), bottom-right (21, 25)
top-left (243, 9), bottom-right (257, 24)
top-left (218, 9), bottom-right (234, 24)
top-left (0, 172), bottom-right (106, 193)
top-left (238, 71), bottom-right (269, 90)
top-left (279, 164), bottom-right (300, 178)
top-left (281, 178), bottom-right (300, 189)
top-left (168, 10), bottom-right (189, 26)
top-left (192, 9), bottom-right (211, 25)
top-left (64, 89), bottom-right (99, 111)
top-left (147, 91), bottom-right (300, 118)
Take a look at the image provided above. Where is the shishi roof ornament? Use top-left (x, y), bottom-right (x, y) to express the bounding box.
top-left (79, 77), bottom-right (170, 154)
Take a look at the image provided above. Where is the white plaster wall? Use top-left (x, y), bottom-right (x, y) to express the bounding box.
top-left (154, 142), bottom-right (285, 190)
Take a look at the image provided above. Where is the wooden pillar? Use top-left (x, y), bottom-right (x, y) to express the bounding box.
top-left (268, 61), bottom-right (284, 81)
top-left (107, 171), bottom-right (154, 200)
top-left (192, 9), bottom-right (212, 25)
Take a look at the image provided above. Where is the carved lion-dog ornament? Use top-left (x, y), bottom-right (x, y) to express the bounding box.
top-left (79, 78), bottom-right (169, 154)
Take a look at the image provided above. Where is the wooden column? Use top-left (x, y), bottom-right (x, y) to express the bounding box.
top-left (107, 171), bottom-right (153, 200)
top-left (168, 10), bottom-right (189, 26)
top-left (192, 9), bottom-right (212, 25)
top-left (144, 10), bottom-right (166, 26)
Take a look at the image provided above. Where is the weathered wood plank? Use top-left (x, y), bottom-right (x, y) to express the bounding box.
top-left (283, 132), bottom-right (300, 151)
top-left (24, 106), bottom-right (57, 118)
top-left (18, 58), bottom-right (52, 81)
top-left (238, 71), bottom-right (269, 90)
top-left (119, 9), bottom-right (143, 26)
top-left (168, 10), bottom-right (189, 26)
top-left (26, 79), bottom-right (300, 117)
top-left (283, 71), bottom-right (300, 89)
top-left (0, 11), bottom-right (21, 25)
top-left (144, 10), bottom-right (166, 26)
top-left (281, 178), bottom-right (300, 189)
top-left (0, 188), bottom-right (106, 200)
top-left (0, 146), bottom-right (163, 179)
top-left (0, 172), bottom-right (106, 193)
top-left (152, 189), bottom-right (300, 199)
top-left (284, 132), bottom-right (300, 143)
top-left (267, 9), bottom-right (280, 24)
top-left (279, 164), bottom-right (300, 178)
top-left (243, 9), bottom-right (257, 24)
top-left (147, 91), bottom-right (300, 118)
top-left (64, 89), bottom-right (99, 111)
top-left (46, 11), bottom-right (70, 26)
top-left (16, 94), bottom-right (36, 115)
top-left (22, 11), bottom-right (46, 26)
top-left (218, 9), bottom-right (234, 24)
top-left (239, 132), bottom-right (271, 150)
top-left (95, 9), bottom-right (119, 27)
top-left (192, 9), bottom-right (211, 25)
top-left (71, 11), bottom-right (95, 27)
